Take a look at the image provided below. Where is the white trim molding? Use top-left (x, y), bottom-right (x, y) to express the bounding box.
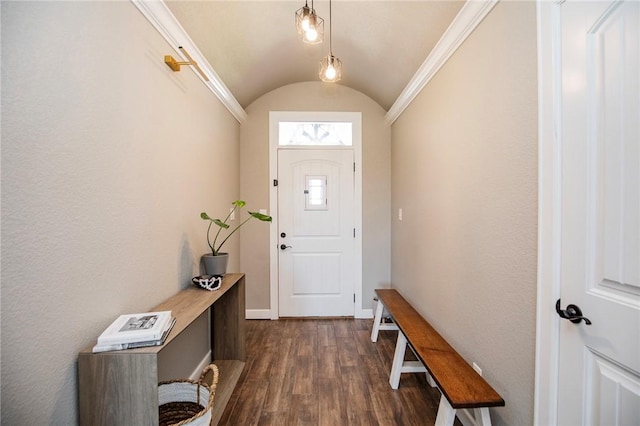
top-left (385, 0), bottom-right (499, 124)
top-left (246, 309), bottom-right (271, 320)
top-left (534, 1), bottom-right (562, 424)
top-left (357, 308), bottom-right (373, 320)
top-left (131, 0), bottom-right (247, 123)
top-left (190, 350), bottom-right (213, 380)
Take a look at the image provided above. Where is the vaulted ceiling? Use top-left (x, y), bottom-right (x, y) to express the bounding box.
top-left (164, 1), bottom-right (465, 110)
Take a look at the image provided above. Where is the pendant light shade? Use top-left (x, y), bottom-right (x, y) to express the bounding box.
top-left (319, 0), bottom-right (341, 82)
top-left (319, 54), bottom-right (342, 82)
top-left (295, 1), bottom-right (324, 44)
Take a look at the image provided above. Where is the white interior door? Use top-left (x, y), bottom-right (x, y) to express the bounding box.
top-left (277, 149), bottom-right (355, 317)
top-left (557, 1), bottom-right (640, 424)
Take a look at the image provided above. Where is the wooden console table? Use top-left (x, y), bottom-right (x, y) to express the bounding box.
top-left (78, 273), bottom-right (246, 425)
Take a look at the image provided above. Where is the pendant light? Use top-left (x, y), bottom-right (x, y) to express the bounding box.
top-left (295, 0), bottom-right (324, 44)
top-left (319, 0), bottom-right (342, 82)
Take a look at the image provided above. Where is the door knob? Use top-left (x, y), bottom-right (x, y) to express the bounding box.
top-left (280, 244), bottom-right (292, 250)
top-left (556, 299), bottom-right (592, 325)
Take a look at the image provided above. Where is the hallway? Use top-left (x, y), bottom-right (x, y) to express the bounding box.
top-left (219, 318), bottom-right (445, 425)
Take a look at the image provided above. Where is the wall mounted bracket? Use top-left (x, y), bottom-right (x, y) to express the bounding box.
top-left (164, 47), bottom-right (209, 81)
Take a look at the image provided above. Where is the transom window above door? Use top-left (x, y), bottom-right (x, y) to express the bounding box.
top-left (278, 122), bottom-right (352, 146)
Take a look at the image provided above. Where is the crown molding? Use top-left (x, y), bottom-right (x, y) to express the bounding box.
top-left (385, 0), bottom-right (499, 125)
top-left (131, 0), bottom-right (248, 123)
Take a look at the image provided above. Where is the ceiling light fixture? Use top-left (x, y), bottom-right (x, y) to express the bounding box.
top-left (295, 0), bottom-right (324, 44)
top-left (319, 0), bottom-right (342, 82)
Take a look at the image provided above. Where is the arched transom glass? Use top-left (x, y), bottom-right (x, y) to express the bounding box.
top-left (278, 122), bottom-right (353, 146)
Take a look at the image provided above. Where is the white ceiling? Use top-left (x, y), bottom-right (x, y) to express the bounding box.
top-left (165, 1), bottom-right (465, 110)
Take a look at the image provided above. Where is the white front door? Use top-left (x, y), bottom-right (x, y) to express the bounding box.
top-left (555, 1), bottom-right (640, 424)
top-left (277, 149), bottom-right (355, 317)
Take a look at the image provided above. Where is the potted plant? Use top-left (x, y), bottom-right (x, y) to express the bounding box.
top-left (200, 200), bottom-right (272, 275)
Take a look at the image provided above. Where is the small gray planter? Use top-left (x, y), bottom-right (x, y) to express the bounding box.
top-left (202, 253), bottom-right (229, 276)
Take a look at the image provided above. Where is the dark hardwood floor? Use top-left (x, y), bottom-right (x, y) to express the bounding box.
top-left (218, 318), bottom-right (444, 425)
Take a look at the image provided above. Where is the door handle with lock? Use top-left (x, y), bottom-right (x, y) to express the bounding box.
top-left (280, 244), bottom-right (292, 250)
top-left (556, 299), bottom-right (592, 325)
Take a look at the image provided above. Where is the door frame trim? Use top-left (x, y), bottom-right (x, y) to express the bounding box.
top-left (535, 1), bottom-right (562, 424)
top-left (268, 111), bottom-right (364, 319)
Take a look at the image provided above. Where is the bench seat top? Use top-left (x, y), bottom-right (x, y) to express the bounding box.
top-left (375, 288), bottom-right (505, 409)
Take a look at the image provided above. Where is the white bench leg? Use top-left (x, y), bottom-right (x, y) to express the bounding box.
top-left (388, 331), bottom-right (432, 390)
top-left (474, 407), bottom-right (492, 426)
top-left (371, 298), bottom-right (385, 342)
top-left (406, 345), bottom-right (437, 387)
top-left (434, 395), bottom-right (493, 426)
top-left (426, 372), bottom-right (437, 387)
top-left (370, 297), bottom-right (399, 343)
top-left (435, 395), bottom-right (456, 426)
top-left (389, 331), bottom-right (408, 389)
top-left (471, 363), bottom-right (492, 425)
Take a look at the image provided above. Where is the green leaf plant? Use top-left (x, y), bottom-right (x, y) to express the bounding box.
top-left (200, 200), bottom-right (272, 256)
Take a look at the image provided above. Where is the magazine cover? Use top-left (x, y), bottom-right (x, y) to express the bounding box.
top-left (97, 311), bottom-right (172, 345)
top-left (92, 317), bottom-right (176, 353)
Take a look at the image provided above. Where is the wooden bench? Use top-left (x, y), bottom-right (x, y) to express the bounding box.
top-left (372, 289), bottom-right (505, 426)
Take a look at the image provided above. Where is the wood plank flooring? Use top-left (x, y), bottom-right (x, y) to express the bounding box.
top-left (218, 318), bottom-right (446, 425)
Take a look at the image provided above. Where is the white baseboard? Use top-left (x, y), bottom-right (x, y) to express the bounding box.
top-left (246, 309), bottom-right (271, 320)
top-left (356, 308), bottom-right (373, 319)
top-left (190, 350), bottom-right (213, 380)
top-left (253, 308), bottom-right (373, 320)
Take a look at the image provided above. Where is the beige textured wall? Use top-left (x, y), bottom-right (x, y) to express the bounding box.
top-left (1, 2), bottom-right (240, 423)
top-left (240, 82), bottom-right (391, 311)
top-left (391, 2), bottom-right (538, 425)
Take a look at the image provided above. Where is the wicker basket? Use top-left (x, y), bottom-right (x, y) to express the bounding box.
top-left (158, 364), bottom-right (219, 426)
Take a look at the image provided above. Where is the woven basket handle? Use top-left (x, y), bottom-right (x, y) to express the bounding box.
top-left (199, 364), bottom-right (219, 389)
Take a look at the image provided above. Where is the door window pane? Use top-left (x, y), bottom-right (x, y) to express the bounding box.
top-left (279, 122), bottom-right (352, 146)
top-left (305, 175), bottom-right (327, 210)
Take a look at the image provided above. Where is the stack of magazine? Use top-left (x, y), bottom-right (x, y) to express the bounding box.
top-left (92, 310), bottom-right (176, 353)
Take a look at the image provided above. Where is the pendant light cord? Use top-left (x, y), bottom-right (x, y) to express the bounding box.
top-left (329, 0), bottom-right (333, 55)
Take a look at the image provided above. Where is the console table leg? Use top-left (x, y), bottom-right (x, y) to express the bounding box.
top-left (212, 275), bottom-right (246, 361)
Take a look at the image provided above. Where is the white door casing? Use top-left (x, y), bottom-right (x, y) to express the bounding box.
top-left (268, 111), bottom-right (364, 319)
top-left (278, 149), bottom-right (355, 316)
top-left (536, 1), bottom-right (640, 424)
